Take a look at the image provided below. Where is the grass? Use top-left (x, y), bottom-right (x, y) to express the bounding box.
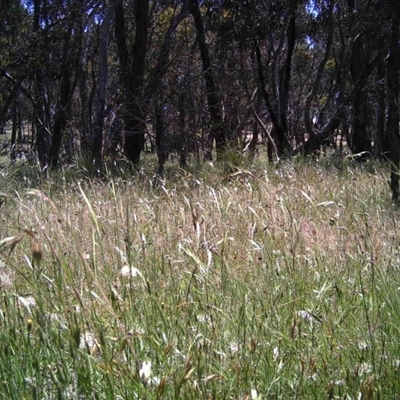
top-left (1, 157), bottom-right (400, 399)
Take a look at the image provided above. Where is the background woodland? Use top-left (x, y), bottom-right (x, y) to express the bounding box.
top-left (1, 0), bottom-right (400, 195)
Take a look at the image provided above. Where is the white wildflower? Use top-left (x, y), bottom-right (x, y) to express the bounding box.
top-left (251, 389), bottom-right (260, 399)
top-left (20, 296), bottom-right (37, 307)
top-left (120, 265), bottom-right (140, 277)
top-left (18, 296), bottom-right (37, 313)
top-left (139, 361), bottom-right (152, 386)
top-left (273, 346), bottom-right (279, 362)
top-left (309, 373), bottom-right (318, 381)
top-left (297, 310), bottom-right (316, 323)
top-left (25, 376), bottom-right (36, 386)
top-left (127, 326), bottom-right (145, 336)
top-left (229, 342), bottom-right (239, 354)
top-left (357, 341), bottom-right (369, 351)
top-left (197, 314), bottom-right (207, 323)
top-left (358, 362), bottom-right (373, 376)
top-left (80, 331), bottom-right (97, 352)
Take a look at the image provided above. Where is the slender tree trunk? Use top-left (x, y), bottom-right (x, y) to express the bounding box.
top-left (350, 38), bottom-right (371, 158)
top-left (279, 11), bottom-right (296, 142)
top-left (154, 98), bottom-right (168, 178)
top-left (124, 0), bottom-right (149, 165)
top-left (114, 0), bottom-right (149, 166)
top-left (10, 97), bottom-right (17, 161)
top-left (114, 0), bottom-right (187, 165)
top-left (49, 26), bottom-right (75, 168)
top-left (92, 2), bottom-right (114, 167)
top-left (32, 0), bottom-right (48, 167)
top-left (254, 5), bottom-right (296, 158)
top-left (0, 85), bottom-right (18, 135)
top-left (348, 0), bottom-right (372, 158)
top-left (254, 42), bottom-right (288, 157)
top-left (189, 0), bottom-right (226, 160)
top-left (300, 11), bottom-right (348, 157)
top-left (304, 0), bottom-right (334, 140)
top-left (387, 0), bottom-right (400, 203)
top-left (78, 23), bottom-right (92, 155)
top-left (376, 53), bottom-right (389, 158)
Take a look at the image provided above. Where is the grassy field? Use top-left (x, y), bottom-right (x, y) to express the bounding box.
top-left (0, 157), bottom-right (400, 399)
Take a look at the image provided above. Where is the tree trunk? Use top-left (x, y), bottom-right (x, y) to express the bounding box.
top-left (304, 0), bottom-right (334, 140)
top-left (32, 0), bottom-right (48, 167)
top-left (279, 11), bottom-right (296, 145)
top-left (92, 2), bottom-right (114, 168)
top-left (78, 22), bottom-right (92, 155)
top-left (49, 25), bottom-right (76, 168)
top-left (254, 42), bottom-right (288, 157)
top-left (189, 0), bottom-right (226, 160)
top-left (376, 52), bottom-right (389, 158)
top-left (350, 38), bottom-right (371, 158)
top-left (347, 0), bottom-right (372, 158)
top-left (0, 85), bottom-right (18, 135)
top-left (154, 98), bottom-right (168, 178)
top-left (10, 96), bottom-right (17, 161)
top-left (124, 0), bottom-right (149, 165)
top-left (254, 4), bottom-right (297, 158)
top-left (114, 0), bottom-right (149, 166)
top-left (387, 0), bottom-right (400, 203)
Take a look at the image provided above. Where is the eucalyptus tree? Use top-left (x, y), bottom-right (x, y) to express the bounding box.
top-left (386, 0), bottom-right (400, 202)
top-left (346, 0), bottom-right (390, 157)
top-left (252, 0), bottom-right (299, 157)
top-left (300, 0), bottom-right (392, 157)
top-left (47, 1), bottom-right (90, 167)
top-left (113, 0), bottom-right (189, 166)
top-left (20, 0), bottom-right (99, 167)
top-left (0, 0), bottom-right (30, 144)
top-left (189, 0), bottom-right (227, 160)
top-left (91, 1), bottom-right (114, 167)
top-left (203, 0), bottom-right (307, 158)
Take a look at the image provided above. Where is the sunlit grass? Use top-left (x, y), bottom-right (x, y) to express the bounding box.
top-left (0, 158), bottom-right (400, 399)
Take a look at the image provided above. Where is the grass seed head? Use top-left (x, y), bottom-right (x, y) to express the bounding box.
top-left (27, 318), bottom-right (33, 332)
top-left (31, 240), bottom-right (43, 265)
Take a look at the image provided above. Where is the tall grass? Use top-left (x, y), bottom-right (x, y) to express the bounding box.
top-left (0, 159), bottom-right (400, 399)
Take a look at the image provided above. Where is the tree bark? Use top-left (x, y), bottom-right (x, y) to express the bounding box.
top-left (279, 11), bottom-right (296, 145)
top-left (114, 0), bottom-right (149, 166)
top-left (189, 0), bottom-right (226, 160)
top-left (347, 0), bottom-right (375, 158)
top-left (254, 3), bottom-right (297, 158)
top-left (387, 0), bottom-right (400, 203)
top-left (49, 22), bottom-right (78, 168)
top-left (376, 47), bottom-right (389, 158)
top-left (32, 0), bottom-right (48, 167)
top-left (254, 42), bottom-right (288, 157)
top-left (10, 95), bottom-right (18, 161)
top-left (0, 85), bottom-right (18, 135)
top-left (304, 0), bottom-right (334, 140)
top-left (78, 19), bottom-right (92, 155)
top-left (91, 2), bottom-right (114, 167)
